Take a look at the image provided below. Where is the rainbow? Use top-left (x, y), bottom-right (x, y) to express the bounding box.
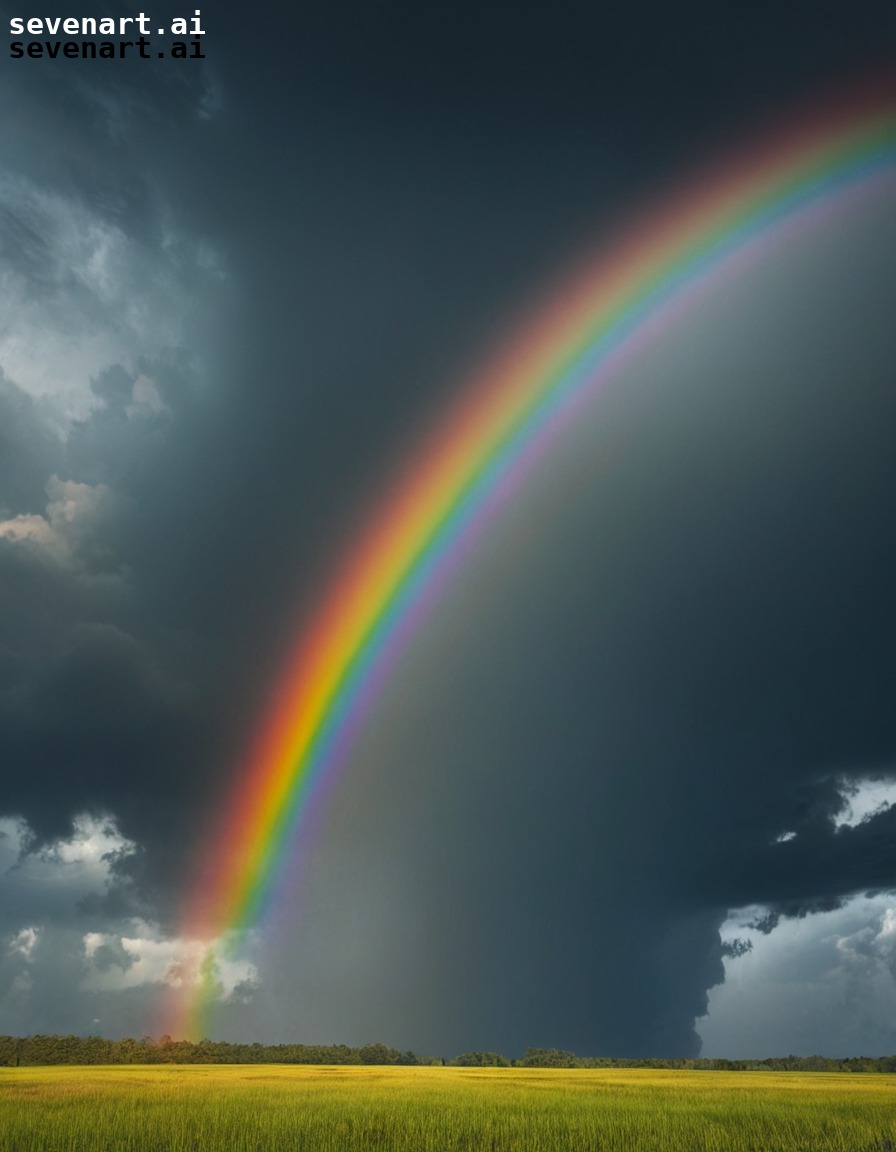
top-left (169, 83), bottom-right (896, 1039)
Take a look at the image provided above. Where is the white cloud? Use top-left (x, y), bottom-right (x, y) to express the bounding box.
top-left (0, 813), bottom-right (257, 1034)
top-left (40, 812), bottom-right (134, 869)
top-left (81, 922), bottom-right (256, 1000)
top-left (837, 776), bottom-right (896, 830)
top-left (126, 374), bottom-right (169, 421)
top-left (0, 475), bottom-right (119, 575)
top-left (0, 813), bottom-right (135, 918)
top-left (8, 927), bottom-right (39, 961)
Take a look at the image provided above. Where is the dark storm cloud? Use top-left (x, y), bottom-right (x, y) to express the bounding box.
top-left (713, 804), bottom-right (896, 917)
top-left (259, 187), bottom-right (896, 1058)
top-left (0, 622), bottom-right (193, 830)
top-left (0, 28), bottom-right (233, 907)
top-left (1, 0), bottom-right (895, 1052)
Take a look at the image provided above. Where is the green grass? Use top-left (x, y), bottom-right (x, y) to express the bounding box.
top-left (1, 1064), bottom-right (894, 1151)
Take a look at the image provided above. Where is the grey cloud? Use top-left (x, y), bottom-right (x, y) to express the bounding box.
top-left (701, 896), bottom-right (896, 1057)
top-left (0, 813), bottom-right (253, 1037)
top-left (0, 374), bottom-right (58, 514)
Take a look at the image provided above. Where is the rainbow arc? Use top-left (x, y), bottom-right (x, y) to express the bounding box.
top-left (168, 84), bottom-right (896, 1040)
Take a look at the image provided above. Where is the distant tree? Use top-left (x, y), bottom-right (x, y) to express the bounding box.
top-left (359, 1043), bottom-right (400, 1065)
top-left (451, 1051), bottom-right (510, 1067)
top-left (4, 1034), bottom-right (896, 1071)
top-left (517, 1047), bottom-right (579, 1068)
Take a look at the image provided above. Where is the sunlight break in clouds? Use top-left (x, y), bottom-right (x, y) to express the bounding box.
top-left (0, 815), bottom-right (256, 1035)
top-left (0, 476), bottom-right (119, 576)
top-left (837, 776), bottom-right (896, 829)
top-left (701, 895), bottom-right (896, 1057)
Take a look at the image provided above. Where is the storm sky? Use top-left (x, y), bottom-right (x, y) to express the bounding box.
top-left (0, 0), bottom-right (895, 1057)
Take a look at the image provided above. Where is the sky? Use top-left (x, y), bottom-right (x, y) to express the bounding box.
top-left (0, 0), bottom-right (894, 1059)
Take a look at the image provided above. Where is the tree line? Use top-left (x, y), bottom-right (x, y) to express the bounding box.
top-left (1, 1035), bottom-right (895, 1071)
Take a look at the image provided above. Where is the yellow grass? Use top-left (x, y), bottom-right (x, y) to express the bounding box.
top-left (1, 1064), bottom-right (894, 1151)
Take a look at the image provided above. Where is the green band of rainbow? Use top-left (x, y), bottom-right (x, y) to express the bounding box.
top-left (170, 84), bottom-right (896, 1040)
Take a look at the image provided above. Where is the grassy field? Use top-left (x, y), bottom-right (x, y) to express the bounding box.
top-left (0, 1064), bottom-right (894, 1151)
